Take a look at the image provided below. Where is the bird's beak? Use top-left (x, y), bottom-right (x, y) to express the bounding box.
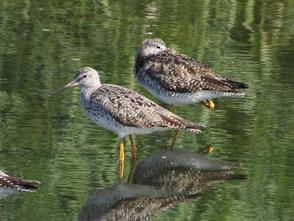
top-left (49, 80), bottom-right (78, 96)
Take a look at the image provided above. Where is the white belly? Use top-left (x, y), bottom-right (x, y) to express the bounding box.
top-left (118, 127), bottom-right (168, 138)
top-left (147, 88), bottom-right (226, 105)
top-left (85, 111), bottom-right (168, 138)
top-left (85, 111), bottom-right (122, 133)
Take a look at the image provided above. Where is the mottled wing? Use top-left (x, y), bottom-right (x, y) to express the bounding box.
top-left (184, 56), bottom-right (248, 90)
top-left (138, 51), bottom-right (245, 93)
top-left (90, 85), bottom-right (203, 132)
top-left (90, 85), bottom-right (163, 128)
top-left (0, 174), bottom-right (40, 191)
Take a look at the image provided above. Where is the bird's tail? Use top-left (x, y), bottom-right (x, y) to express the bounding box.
top-left (18, 179), bottom-right (40, 192)
top-left (158, 111), bottom-right (204, 133)
top-left (220, 78), bottom-right (248, 97)
top-left (185, 122), bottom-right (204, 133)
top-left (225, 79), bottom-right (249, 89)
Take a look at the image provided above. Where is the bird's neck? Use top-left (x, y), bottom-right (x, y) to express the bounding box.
top-left (80, 84), bottom-right (100, 100)
top-left (80, 86), bottom-right (97, 110)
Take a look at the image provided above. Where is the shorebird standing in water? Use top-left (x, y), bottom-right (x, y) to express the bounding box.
top-left (50, 67), bottom-right (204, 178)
top-left (135, 38), bottom-right (248, 146)
top-left (135, 38), bottom-right (248, 110)
top-left (0, 170), bottom-right (40, 199)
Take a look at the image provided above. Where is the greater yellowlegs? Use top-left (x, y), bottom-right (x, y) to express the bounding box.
top-left (135, 38), bottom-right (248, 110)
top-left (0, 170), bottom-right (40, 199)
top-left (50, 67), bottom-right (204, 178)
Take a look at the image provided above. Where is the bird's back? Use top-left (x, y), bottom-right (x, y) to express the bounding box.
top-left (135, 50), bottom-right (248, 94)
top-left (82, 84), bottom-right (203, 132)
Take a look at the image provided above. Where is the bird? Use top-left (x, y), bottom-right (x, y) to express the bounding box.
top-left (134, 38), bottom-right (248, 111)
top-left (0, 170), bottom-right (40, 199)
top-left (134, 38), bottom-right (248, 146)
top-left (49, 67), bottom-right (204, 178)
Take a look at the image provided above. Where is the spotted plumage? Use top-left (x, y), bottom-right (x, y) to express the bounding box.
top-left (50, 67), bottom-right (205, 178)
top-left (0, 170), bottom-right (40, 199)
top-left (135, 38), bottom-right (248, 105)
top-left (52, 67), bottom-right (203, 138)
top-left (83, 84), bottom-right (205, 136)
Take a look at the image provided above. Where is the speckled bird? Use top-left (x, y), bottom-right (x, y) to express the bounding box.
top-left (50, 67), bottom-right (204, 178)
top-left (135, 38), bottom-right (248, 110)
top-left (0, 170), bottom-right (40, 199)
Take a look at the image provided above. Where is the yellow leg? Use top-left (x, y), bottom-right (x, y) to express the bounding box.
top-left (170, 105), bottom-right (177, 114)
top-left (170, 105), bottom-right (179, 148)
top-left (119, 138), bottom-right (125, 178)
top-left (129, 135), bottom-right (137, 159)
top-left (207, 145), bottom-right (214, 153)
top-left (198, 145), bottom-right (215, 154)
top-left (127, 135), bottom-right (137, 183)
top-left (170, 130), bottom-right (179, 148)
top-left (201, 99), bottom-right (215, 110)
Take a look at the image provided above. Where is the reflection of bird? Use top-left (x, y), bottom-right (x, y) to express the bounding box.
top-left (50, 67), bottom-right (204, 178)
top-left (78, 149), bottom-right (245, 221)
top-left (135, 38), bottom-right (248, 110)
top-left (132, 149), bottom-right (243, 192)
top-left (0, 170), bottom-right (40, 199)
top-left (78, 183), bottom-right (174, 221)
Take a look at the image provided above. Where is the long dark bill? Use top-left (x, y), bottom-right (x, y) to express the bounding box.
top-left (48, 80), bottom-right (78, 96)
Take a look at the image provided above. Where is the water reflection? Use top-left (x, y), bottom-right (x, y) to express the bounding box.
top-left (78, 148), bottom-right (245, 221)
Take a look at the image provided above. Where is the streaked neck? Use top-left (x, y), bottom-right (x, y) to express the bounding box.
top-left (81, 83), bottom-right (101, 98)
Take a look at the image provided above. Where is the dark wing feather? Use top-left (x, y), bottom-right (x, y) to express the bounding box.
top-left (137, 51), bottom-right (247, 93)
top-left (0, 174), bottom-right (40, 191)
top-left (89, 85), bottom-right (202, 132)
top-left (157, 111), bottom-right (203, 132)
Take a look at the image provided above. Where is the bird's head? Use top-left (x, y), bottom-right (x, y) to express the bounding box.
top-left (137, 38), bottom-right (167, 57)
top-left (49, 67), bottom-right (101, 96)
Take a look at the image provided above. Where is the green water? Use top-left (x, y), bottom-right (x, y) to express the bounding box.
top-left (0, 0), bottom-right (293, 220)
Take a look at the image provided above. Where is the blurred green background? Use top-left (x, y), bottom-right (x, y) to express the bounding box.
top-left (0, 0), bottom-right (293, 220)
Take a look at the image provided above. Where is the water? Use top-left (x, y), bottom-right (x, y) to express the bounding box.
top-left (0, 0), bottom-right (293, 220)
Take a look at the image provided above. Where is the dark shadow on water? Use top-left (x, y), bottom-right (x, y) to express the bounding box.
top-left (78, 148), bottom-right (246, 221)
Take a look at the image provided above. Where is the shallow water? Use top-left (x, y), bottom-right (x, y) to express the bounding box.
top-left (0, 1), bottom-right (293, 220)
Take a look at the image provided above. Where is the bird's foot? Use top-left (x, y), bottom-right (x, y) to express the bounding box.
top-left (198, 145), bottom-right (214, 154)
top-left (201, 100), bottom-right (215, 110)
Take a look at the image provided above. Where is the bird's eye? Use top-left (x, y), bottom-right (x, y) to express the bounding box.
top-left (156, 46), bottom-right (161, 49)
top-left (82, 75), bottom-right (87, 78)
